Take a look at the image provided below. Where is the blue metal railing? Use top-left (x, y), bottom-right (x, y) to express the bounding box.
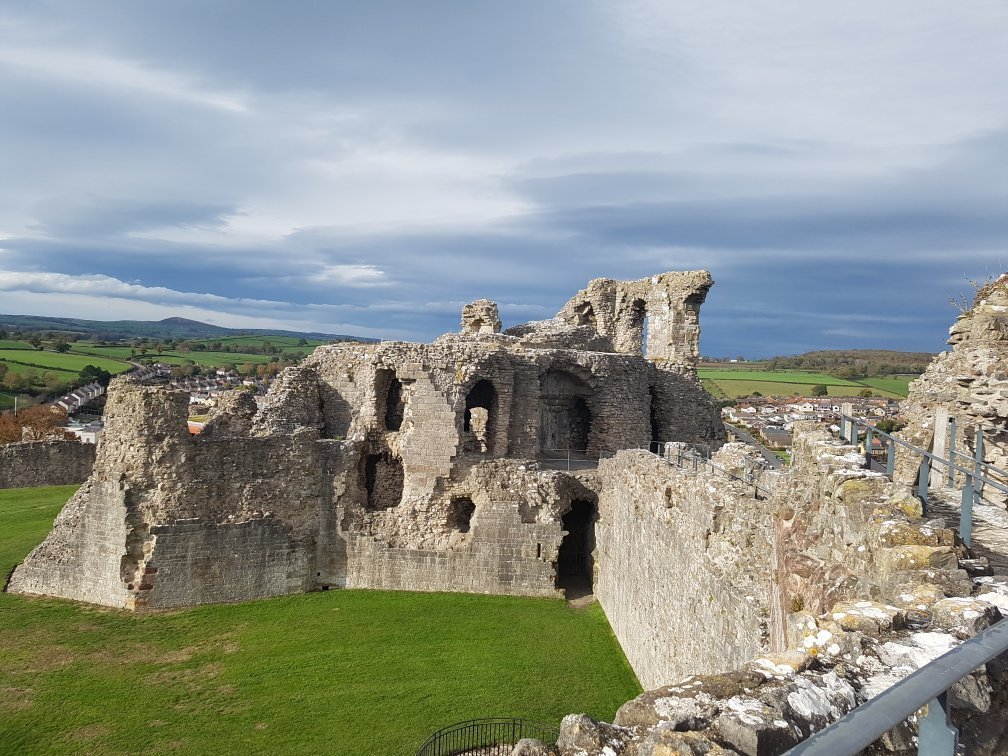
top-left (839, 412), bottom-right (1008, 548)
top-left (786, 620), bottom-right (1008, 755)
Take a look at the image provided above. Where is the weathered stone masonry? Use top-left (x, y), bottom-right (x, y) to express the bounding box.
top-left (0, 439), bottom-right (96, 489)
top-left (9, 270), bottom-right (725, 609)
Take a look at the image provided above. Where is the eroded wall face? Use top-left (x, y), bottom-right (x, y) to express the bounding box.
top-left (595, 449), bottom-right (774, 690)
top-left (8, 482), bottom-right (131, 607)
top-left (143, 519), bottom-right (311, 609)
top-left (0, 440), bottom-right (96, 489)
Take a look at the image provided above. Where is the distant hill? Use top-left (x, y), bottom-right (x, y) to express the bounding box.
top-left (765, 349), bottom-right (935, 377)
top-left (0, 313), bottom-right (375, 343)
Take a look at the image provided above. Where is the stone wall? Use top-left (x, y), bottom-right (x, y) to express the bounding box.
top-left (897, 272), bottom-right (1008, 502)
top-left (0, 439), bottom-right (96, 489)
top-left (553, 425), bottom-right (1008, 755)
top-left (595, 445), bottom-right (774, 690)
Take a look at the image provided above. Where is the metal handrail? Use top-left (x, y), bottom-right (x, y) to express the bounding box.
top-left (646, 441), bottom-right (773, 499)
top-left (841, 415), bottom-right (1008, 495)
top-left (841, 413), bottom-right (1008, 547)
top-left (538, 448), bottom-right (601, 471)
top-left (786, 620), bottom-right (1008, 755)
top-left (416, 717), bottom-right (559, 756)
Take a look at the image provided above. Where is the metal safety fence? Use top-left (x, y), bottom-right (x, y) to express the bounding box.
top-left (416, 718), bottom-right (559, 756)
top-left (839, 412), bottom-right (1008, 548)
top-left (646, 440), bottom-right (773, 499)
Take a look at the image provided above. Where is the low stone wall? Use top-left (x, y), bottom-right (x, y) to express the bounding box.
top-left (343, 500), bottom-right (562, 597)
top-left (142, 518), bottom-right (311, 610)
top-left (0, 439), bottom-right (96, 489)
top-left (595, 446), bottom-right (774, 690)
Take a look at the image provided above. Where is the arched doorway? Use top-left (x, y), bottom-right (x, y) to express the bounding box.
top-left (539, 369), bottom-right (593, 453)
top-left (556, 499), bottom-right (596, 598)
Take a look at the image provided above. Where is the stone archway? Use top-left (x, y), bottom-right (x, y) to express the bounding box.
top-left (464, 379), bottom-right (497, 454)
top-left (539, 369), bottom-right (593, 453)
top-left (556, 498), bottom-right (597, 598)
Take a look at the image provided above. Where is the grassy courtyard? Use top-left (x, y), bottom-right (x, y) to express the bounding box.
top-left (0, 486), bottom-right (640, 755)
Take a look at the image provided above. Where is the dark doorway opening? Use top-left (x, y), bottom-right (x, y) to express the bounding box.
top-left (649, 385), bottom-right (661, 452)
top-left (539, 369), bottom-right (593, 454)
top-left (362, 452), bottom-right (404, 510)
top-left (630, 299), bottom-right (647, 355)
top-left (376, 369), bottom-right (405, 432)
top-left (556, 499), bottom-right (596, 597)
top-left (447, 497), bottom-right (476, 533)
top-left (570, 397), bottom-right (591, 451)
top-left (464, 379), bottom-right (497, 454)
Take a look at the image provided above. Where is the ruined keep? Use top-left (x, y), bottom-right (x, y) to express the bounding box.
top-left (8, 271), bottom-right (724, 610)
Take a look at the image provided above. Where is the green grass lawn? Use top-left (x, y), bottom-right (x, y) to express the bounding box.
top-left (0, 487), bottom-right (641, 755)
top-left (0, 340), bottom-right (34, 350)
top-left (0, 350), bottom-right (131, 375)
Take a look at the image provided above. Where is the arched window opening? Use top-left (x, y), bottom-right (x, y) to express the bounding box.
top-left (447, 497), bottom-right (476, 533)
top-left (539, 369), bottom-right (593, 454)
top-left (556, 498), bottom-right (597, 597)
top-left (649, 385), bottom-right (661, 451)
top-left (375, 369), bottom-right (405, 432)
top-left (629, 299), bottom-right (648, 356)
top-left (464, 379), bottom-right (497, 454)
top-left (362, 452), bottom-right (404, 511)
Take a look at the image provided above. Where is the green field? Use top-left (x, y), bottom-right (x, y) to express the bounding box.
top-left (0, 487), bottom-right (640, 754)
top-left (193, 335), bottom-right (327, 352)
top-left (69, 346), bottom-right (137, 359)
top-left (697, 369), bottom-right (864, 386)
top-left (697, 368), bottom-right (912, 399)
top-left (0, 350), bottom-right (131, 375)
top-left (860, 376), bottom-right (915, 395)
top-left (0, 340), bottom-right (34, 350)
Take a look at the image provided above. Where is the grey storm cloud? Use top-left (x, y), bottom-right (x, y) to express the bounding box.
top-left (0, 1), bottom-right (1005, 355)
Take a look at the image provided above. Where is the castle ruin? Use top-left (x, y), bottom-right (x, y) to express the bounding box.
top-left (8, 271), bottom-right (724, 609)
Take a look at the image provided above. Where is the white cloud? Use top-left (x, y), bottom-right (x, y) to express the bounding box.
top-left (0, 46), bottom-right (251, 113)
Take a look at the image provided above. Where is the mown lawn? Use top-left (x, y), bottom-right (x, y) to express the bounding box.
top-left (0, 487), bottom-right (640, 755)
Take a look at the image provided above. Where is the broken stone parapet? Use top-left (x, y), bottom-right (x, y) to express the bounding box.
top-left (897, 271), bottom-right (1008, 505)
top-left (461, 299), bottom-right (502, 334)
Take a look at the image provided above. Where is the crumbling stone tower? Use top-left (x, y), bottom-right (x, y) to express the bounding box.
top-left (9, 270), bottom-right (725, 610)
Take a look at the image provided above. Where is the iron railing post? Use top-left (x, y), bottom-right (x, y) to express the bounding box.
top-left (918, 692), bottom-right (958, 756)
top-left (975, 429), bottom-right (985, 502)
top-left (947, 417), bottom-right (957, 488)
top-left (886, 439), bottom-right (896, 478)
top-left (961, 476), bottom-right (975, 548)
top-left (865, 427), bottom-right (874, 465)
top-left (918, 456), bottom-right (931, 513)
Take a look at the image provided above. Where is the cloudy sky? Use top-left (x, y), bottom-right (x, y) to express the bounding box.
top-left (0, 2), bottom-right (1004, 356)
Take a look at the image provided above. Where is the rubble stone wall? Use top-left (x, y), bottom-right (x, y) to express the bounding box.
top-left (0, 439), bottom-right (96, 489)
top-left (555, 425), bottom-right (1008, 756)
top-left (595, 446), bottom-right (774, 690)
top-left (897, 273), bottom-right (1008, 503)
